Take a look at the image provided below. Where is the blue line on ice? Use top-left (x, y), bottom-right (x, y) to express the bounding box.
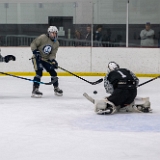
top-left (72, 114), bottom-right (160, 132)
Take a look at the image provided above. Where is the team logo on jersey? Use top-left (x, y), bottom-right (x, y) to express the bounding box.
top-left (43, 45), bottom-right (52, 54)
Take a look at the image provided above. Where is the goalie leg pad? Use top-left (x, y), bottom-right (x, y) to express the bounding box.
top-left (95, 99), bottom-right (116, 115)
top-left (133, 97), bottom-right (152, 113)
top-left (119, 97), bottom-right (152, 113)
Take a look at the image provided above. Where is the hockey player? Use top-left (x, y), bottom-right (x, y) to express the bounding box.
top-left (30, 26), bottom-right (63, 97)
top-left (94, 61), bottom-right (151, 115)
top-left (0, 54), bottom-right (16, 63)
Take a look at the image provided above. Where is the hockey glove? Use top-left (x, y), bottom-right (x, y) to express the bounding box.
top-left (51, 59), bottom-right (58, 69)
top-left (33, 49), bottom-right (41, 60)
top-left (4, 55), bottom-right (16, 63)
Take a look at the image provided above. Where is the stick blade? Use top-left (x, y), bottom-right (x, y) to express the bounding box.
top-left (90, 78), bottom-right (103, 85)
top-left (43, 77), bottom-right (58, 85)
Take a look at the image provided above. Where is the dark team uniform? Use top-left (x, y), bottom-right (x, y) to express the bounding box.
top-left (104, 68), bottom-right (139, 107)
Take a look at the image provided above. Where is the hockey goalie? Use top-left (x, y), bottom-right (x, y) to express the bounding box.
top-left (83, 61), bottom-right (152, 115)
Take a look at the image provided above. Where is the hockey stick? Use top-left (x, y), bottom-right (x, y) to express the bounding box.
top-left (0, 71), bottom-right (58, 85)
top-left (138, 75), bottom-right (160, 87)
top-left (58, 66), bottom-right (103, 85)
top-left (29, 57), bottom-right (103, 85)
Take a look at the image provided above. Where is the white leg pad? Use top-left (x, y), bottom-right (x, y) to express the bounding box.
top-left (95, 99), bottom-right (116, 114)
top-left (134, 97), bottom-right (150, 107)
top-left (119, 97), bottom-right (151, 113)
top-left (94, 99), bottom-right (107, 112)
top-left (134, 97), bottom-right (152, 113)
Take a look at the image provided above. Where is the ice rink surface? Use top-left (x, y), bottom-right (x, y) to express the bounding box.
top-left (0, 76), bottom-right (160, 160)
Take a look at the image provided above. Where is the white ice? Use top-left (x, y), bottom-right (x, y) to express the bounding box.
top-left (0, 76), bottom-right (160, 160)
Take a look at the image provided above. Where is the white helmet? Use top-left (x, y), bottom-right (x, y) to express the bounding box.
top-left (48, 26), bottom-right (58, 41)
top-left (48, 26), bottom-right (58, 33)
top-left (108, 61), bottom-right (119, 72)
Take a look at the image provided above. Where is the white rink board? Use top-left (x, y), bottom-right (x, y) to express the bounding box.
top-left (0, 47), bottom-right (160, 74)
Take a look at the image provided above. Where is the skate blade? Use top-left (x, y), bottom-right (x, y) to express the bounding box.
top-left (31, 94), bottom-right (42, 98)
top-left (54, 92), bottom-right (63, 96)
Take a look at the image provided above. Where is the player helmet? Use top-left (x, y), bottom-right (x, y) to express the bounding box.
top-left (48, 26), bottom-right (58, 33)
top-left (47, 26), bottom-right (58, 41)
top-left (108, 61), bottom-right (120, 72)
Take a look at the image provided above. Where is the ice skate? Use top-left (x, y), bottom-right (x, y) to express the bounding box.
top-left (31, 87), bottom-right (43, 98)
top-left (54, 87), bottom-right (63, 96)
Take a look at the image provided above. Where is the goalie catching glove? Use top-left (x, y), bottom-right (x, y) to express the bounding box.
top-left (4, 55), bottom-right (16, 63)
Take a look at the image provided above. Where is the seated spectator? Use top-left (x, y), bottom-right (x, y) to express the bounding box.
top-left (140, 22), bottom-right (155, 47)
top-left (84, 25), bottom-right (92, 46)
top-left (93, 25), bottom-right (103, 46)
top-left (74, 29), bottom-right (84, 46)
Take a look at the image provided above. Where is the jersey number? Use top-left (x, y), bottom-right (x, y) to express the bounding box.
top-left (117, 71), bottom-right (127, 78)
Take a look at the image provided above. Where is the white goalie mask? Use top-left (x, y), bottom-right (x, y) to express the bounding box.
top-left (108, 61), bottom-right (120, 72)
top-left (47, 26), bottom-right (58, 41)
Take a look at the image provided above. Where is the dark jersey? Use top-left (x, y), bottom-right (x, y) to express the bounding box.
top-left (104, 68), bottom-right (139, 94)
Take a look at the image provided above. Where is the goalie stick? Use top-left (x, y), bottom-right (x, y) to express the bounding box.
top-left (138, 75), bottom-right (160, 87)
top-left (0, 71), bottom-right (58, 85)
top-left (29, 57), bottom-right (103, 85)
top-left (83, 92), bottom-right (95, 104)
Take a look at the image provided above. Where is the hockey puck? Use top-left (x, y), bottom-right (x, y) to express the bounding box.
top-left (93, 90), bottom-right (98, 94)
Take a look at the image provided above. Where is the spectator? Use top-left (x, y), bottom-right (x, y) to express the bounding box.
top-left (84, 25), bottom-right (92, 46)
top-left (74, 29), bottom-right (84, 46)
top-left (93, 25), bottom-right (103, 46)
top-left (140, 22), bottom-right (155, 47)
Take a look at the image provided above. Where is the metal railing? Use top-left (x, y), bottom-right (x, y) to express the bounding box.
top-left (5, 35), bottom-right (37, 46)
top-left (4, 35), bottom-right (121, 47)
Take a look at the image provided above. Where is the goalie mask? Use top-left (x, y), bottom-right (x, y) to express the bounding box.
top-left (48, 26), bottom-right (58, 42)
top-left (108, 61), bottom-right (120, 72)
